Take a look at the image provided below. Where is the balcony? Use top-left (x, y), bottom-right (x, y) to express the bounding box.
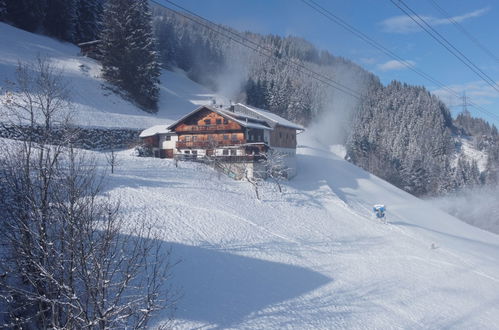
top-left (176, 123), bottom-right (241, 132)
top-left (175, 154), bottom-right (265, 163)
top-left (176, 139), bottom-right (245, 149)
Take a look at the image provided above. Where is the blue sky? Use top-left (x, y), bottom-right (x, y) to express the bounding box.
top-left (163, 0), bottom-right (499, 125)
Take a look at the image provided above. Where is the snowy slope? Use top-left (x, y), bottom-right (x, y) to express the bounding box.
top-left (0, 22), bottom-right (222, 129)
top-left (98, 132), bottom-right (499, 329)
top-left (456, 136), bottom-right (488, 172)
top-left (3, 22), bottom-right (499, 329)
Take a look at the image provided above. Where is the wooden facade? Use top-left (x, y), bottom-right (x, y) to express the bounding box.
top-left (142, 135), bottom-right (159, 148)
top-left (269, 126), bottom-right (297, 148)
top-left (170, 107), bottom-right (268, 157)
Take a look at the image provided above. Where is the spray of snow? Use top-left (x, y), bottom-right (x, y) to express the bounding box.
top-left (307, 65), bottom-right (368, 147)
top-left (209, 43), bottom-right (252, 105)
top-left (429, 186), bottom-right (499, 234)
top-left (213, 63), bottom-right (248, 105)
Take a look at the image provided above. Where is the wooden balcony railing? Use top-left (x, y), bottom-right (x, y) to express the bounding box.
top-left (175, 154), bottom-right (265, 163)
top-left (175, 123), bottom-right (241, 132)
top-left (176, 139), bottom-right (245, 149)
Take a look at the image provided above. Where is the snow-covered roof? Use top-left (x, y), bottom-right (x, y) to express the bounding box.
top-left (139, 125), bottom-right (174, 138)
top-left (168, 105), bottom-right (272, 131)
top-left (234, 103), bottom-right (305, 130)
top-left (77, 40), bottom-right (101, 47)
top-left (218, 109), bottom-right (272, 130)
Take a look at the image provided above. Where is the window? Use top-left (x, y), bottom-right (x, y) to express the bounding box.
top-left (184, 150), bottom-right (190, 154)
top-left (222, 149), bottom-right (229, 155)
top-left (223, 118), bottom-right (229, 124)
top-left (192, 135), bottom-right (198, 141)
top-left (204, 119), bottom-right (211, 125)
top-left (165, 135), bottom-right (171, 141)
top-left (185, 136), bottom-right (191, 142)
top-left (279, 132), bottom-right (282, 138)
top-left (216, 118), bottom-right (222, 125)
top-left (192, 150), bottom-right (198, 155)
top-left (231, 134), bottom-right (238, 141)
top-left (223, 134), bottom-right (229, 140)
top-left (230, 149), bottom-right (236, 155)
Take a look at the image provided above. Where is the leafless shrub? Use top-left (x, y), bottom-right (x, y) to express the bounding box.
top-left (0, 57), bottom-right (175, 329)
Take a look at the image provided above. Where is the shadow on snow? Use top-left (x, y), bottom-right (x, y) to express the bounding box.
top-left (168, 242), bottom-right (332, 328)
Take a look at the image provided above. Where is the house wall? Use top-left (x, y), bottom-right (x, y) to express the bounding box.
top-left (269, 126), bottom-right (297, 148)
top-left (215, 160), bottom-right (266, 180)
top-left (142, 135), bottom-right (159, 148)
top-left (159, 134), bottom-right (178, 149)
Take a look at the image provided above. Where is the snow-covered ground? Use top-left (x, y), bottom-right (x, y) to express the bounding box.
top-left (3, 22), bottom-right (499, 329)
top-left (0, 22), bottom-right (223, 129)
top-left (101, 134), bottom-right (499, 329)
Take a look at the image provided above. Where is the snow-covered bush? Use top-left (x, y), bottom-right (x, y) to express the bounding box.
top-left (133, 143), bottom-right (153, 157)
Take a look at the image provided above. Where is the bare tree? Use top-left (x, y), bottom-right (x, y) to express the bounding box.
top-left (244, 165), bottom-right (263, 200)
top-left (105, 144), bottom-right (121, 174)
top-left (261, 149), bottom-right (288, 193)
top-left (0, 58), bottom-right (175, 328)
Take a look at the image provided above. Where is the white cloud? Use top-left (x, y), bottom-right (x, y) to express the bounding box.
top-left (432, 81), bottom-right (499, 107)
top-left (377, 59), bottom-right (415, 71)
top-left (380, 7), bottom-right (490, 34)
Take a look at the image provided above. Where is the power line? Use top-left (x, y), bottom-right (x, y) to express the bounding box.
top-left (149, 0), bottom-right (364, 100)
top-left (427, 0), bottom-right (499, 65)
top-left (300, 0), bottom-right (499, 122)
top-left (391, 0), bottom-right (499, 94)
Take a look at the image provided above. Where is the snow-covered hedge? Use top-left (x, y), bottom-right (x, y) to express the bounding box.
top-left (0, 124), bottom-right (141, 150)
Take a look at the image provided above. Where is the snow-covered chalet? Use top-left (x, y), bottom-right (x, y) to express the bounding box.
top-left (140, 103), bottom-right (304, 177)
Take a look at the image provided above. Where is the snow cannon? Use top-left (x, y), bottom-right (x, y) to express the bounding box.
top-left (373, 204), bottom-right (386, 219)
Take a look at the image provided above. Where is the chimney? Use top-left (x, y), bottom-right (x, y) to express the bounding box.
top-left (229, 104), bottom-right (235, 112)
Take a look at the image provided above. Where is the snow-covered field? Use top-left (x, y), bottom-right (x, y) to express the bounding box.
top-left (2, 22), bottom-right (499, 329)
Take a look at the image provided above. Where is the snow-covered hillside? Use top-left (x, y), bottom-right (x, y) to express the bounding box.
top-left (3, 22), bottom-right (499, 329)
top-left (455, 136), bottom-right (488, 172)
top-left (0, 22), bottom-right (222, 129)
top-left (102, 134), bottom-right (499, 329)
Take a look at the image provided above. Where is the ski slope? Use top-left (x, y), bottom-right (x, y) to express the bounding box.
top-left (2, 22), bottom-right (499, 329)
top-left (102, 134), bottom-right (499, 329)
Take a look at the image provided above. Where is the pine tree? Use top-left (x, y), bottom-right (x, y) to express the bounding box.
top-left (43, 0), bottom-right (76, 41)
top-left (74, 0), bottom-right (103, 43)
top-left (4, 0), bottom-right (46, 32)
top-left (100, 0), bottom-right (160, 111)
top-left (0, 0), bottom-right (7, 20)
